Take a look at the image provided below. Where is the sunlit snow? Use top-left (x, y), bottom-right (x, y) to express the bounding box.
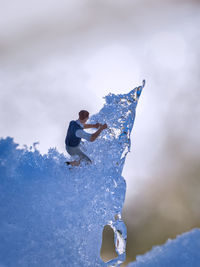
top-left (128, 229), bottom-right (200, 267)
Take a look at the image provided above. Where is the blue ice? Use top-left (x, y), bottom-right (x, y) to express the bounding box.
top-left (0, 81), bottom-right (145, 266)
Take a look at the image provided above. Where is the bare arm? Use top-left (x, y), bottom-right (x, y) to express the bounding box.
top-left (84, 123), bottom-right (100, 129)
top-left (90, 124), bottom-right (107, 142)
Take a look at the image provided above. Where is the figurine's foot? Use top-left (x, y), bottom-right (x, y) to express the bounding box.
top-left (65, 160), bottom-right (80, 167)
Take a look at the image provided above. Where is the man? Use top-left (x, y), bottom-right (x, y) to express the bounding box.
top-left (65, 110), bottom-right (107, 166)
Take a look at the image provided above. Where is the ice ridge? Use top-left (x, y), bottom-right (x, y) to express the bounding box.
top-left (128, 228), bottom-right (200, 267)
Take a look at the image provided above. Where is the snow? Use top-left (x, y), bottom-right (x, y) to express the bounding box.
top-left (0, 82), bottom-right (144, 267)
top-left (128, 228), bottom-right (200, 267)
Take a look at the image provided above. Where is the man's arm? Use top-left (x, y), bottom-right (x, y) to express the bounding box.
top-left (84, 123), bottom-right (101, 129)
top-left (90, 124), bottom-right (107, 142)
top-left (75, 129), bottom-right (92, 142)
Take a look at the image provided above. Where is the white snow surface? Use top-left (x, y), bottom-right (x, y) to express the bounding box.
top-left (128, 228), bottom-right (200, 267)
top-left (0, 82), bottom-right (144, 267)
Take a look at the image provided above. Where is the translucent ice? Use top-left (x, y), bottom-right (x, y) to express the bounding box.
top-left (0, 81), bottom-right (145, 267)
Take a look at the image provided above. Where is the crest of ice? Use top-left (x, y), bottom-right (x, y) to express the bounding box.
top-left (0, 81), bottom-right (145, 267)
top-left (127, 228), bottom-right (200, 267)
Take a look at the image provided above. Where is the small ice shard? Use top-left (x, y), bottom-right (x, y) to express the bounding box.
top-left (106, 214), bottom-right (127, 267)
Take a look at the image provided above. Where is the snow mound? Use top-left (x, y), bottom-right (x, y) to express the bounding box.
top-left (128, 228), bottom-right (200, 267)
top-left (0, 81), bottom-right (144, 267)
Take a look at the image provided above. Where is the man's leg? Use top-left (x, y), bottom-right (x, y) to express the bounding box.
top-left (75, 149), bottom-right (92, 164)
top-left (66, 145), bottom-right (92, 166)
top-left (65, 145), bottom-right (80, 166)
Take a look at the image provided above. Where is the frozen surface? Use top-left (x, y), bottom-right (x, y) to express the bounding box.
top-left (0, 82), bottom-right (144, 267)
top-left (128, 228), bottom-right (200, 267)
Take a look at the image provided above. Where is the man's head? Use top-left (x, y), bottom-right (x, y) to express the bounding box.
top-left (79, 110), bottom-right (89, 123)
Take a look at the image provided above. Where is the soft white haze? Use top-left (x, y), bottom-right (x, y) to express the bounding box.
top-left (1, 0), bottom-right (200, 203)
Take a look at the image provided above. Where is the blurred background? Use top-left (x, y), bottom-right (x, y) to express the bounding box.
top-left (1, 0), bottom-right (200, 265)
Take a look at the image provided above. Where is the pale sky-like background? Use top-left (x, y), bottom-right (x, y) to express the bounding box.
top-left (1, 1), bottom-right (200, 263)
